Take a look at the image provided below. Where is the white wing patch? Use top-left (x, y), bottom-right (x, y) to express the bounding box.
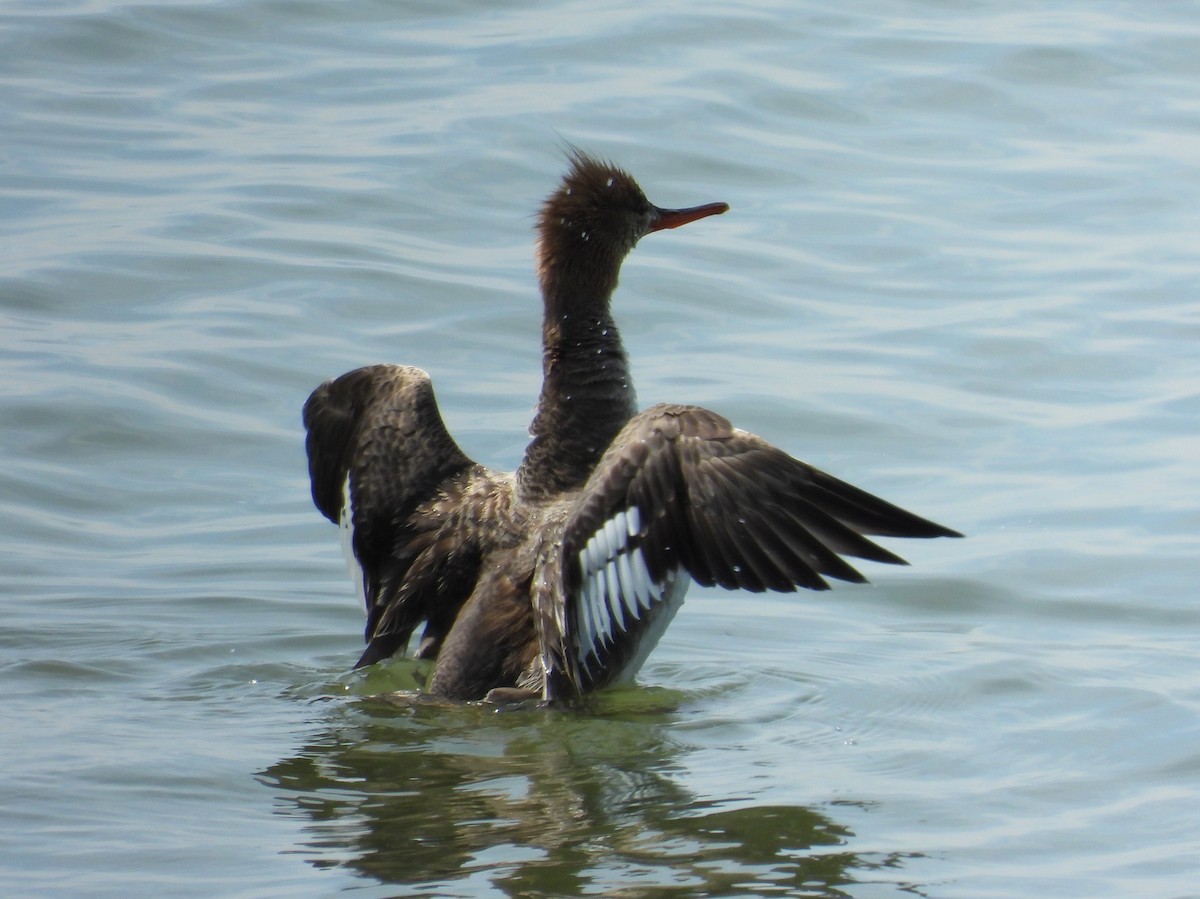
top-left (611, 571), bottom-right (688, 686)
top-left (339, 475), bottom-right (367, 613)
top-left (571, 504), bottom-right (689, 683)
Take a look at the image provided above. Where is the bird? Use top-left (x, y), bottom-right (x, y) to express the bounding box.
top-left (303, 149), bottom-right (961, 704)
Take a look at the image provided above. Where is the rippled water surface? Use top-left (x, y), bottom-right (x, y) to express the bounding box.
top-left (3, 1), bottom-right (1198, 896)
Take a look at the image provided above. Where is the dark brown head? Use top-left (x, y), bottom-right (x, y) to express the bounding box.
top-left (535, 150), bottom-right (728, 307)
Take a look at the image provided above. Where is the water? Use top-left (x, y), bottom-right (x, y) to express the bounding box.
top-left (2, 0), bottom-right (1198, 896)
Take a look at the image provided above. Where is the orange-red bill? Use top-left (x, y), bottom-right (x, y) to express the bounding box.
top-left (649, 201), bottom-right (729, 232)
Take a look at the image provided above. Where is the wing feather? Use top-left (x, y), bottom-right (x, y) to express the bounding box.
top-left (303, 364), bottom-right (481, 662)
top-left (540, 402), bottom-right (960, 698)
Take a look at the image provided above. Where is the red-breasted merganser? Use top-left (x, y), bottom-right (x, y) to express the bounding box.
top-left (303, 150), bottom-right (961, 702)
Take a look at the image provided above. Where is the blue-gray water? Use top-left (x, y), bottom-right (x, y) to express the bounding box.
top-left (3, 1), bottom-right (1198, 896)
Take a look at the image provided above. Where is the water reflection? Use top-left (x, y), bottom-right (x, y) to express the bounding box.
top-left (261, 685), bottom-right (920, 896)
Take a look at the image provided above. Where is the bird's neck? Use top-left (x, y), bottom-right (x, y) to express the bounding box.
top-left (517, 277), bottom-right (636, 500)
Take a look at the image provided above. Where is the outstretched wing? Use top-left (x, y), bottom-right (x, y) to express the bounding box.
top-left (539, 403), bottom-right (961, 698)
top-left (303, 364), bottom-right (479, 664)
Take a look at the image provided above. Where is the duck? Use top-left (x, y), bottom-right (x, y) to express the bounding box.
top-left (303, 150), bottom-right (961, 703)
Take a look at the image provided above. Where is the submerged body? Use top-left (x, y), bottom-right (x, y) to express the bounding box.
top-left (303, 151), bottom-right (960, 702)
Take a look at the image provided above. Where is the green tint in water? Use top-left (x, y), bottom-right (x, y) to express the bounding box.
top-left (262, 687), bottom-right (899, 896)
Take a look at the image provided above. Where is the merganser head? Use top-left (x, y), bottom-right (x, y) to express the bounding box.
top-left (535, 150), bottom-right (728, 302)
